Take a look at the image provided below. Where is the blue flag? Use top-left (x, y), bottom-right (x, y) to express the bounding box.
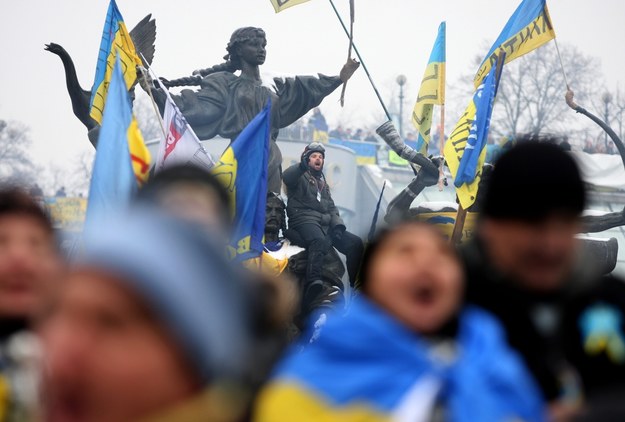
top-left (473, 0), bottom-right (555, 87)
top-left (454, 61), bottom-right (500, 188)
top-left (212, 102), bottom-right (271, 262)
top-left (85, 56), bottom-right (138, 229)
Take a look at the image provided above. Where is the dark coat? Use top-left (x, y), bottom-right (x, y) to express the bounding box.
top-left (460, 236), bottom-right (595, 401)
top-left (283, 163), bottom-right (344, 232)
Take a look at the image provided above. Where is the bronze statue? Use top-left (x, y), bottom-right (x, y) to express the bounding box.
top-left (45, 15), bottom-right (157, 147)
top-left (150, 27), bottom-right (360, 193)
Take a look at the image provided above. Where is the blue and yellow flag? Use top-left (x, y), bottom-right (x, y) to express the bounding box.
top-left (444, 59), bottom-right (501, 209)
top-left (412, 22), bottom-right (446, 155)
top-left (212, 102), bottom-right (270, 262)
top-left (473, 0), bottom-right (555, 88)
top-left (255, 296), bottom-right (545, 422)
top-left (86, 56), bottom-right (150, 227)
top-left (90, 0), bottom-right (142, 124)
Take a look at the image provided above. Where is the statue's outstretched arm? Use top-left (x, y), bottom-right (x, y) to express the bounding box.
top-left (581, 207), bottom-right (625, 233)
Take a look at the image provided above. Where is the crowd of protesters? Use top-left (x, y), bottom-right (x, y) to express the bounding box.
top-left (1, 138), bottom-right (625, 422)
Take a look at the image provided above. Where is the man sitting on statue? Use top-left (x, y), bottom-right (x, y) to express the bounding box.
top-left (283, 143), bottom-right (364, 315)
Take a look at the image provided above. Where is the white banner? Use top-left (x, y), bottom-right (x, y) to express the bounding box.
top-left (154, 79), bottom-right (214, 173)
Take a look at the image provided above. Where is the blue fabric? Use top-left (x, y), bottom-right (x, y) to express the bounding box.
top-left (329, 138), bottom-right (377, 158)
top-left (454, 61), bottom-right (499, 187)
top-left (428, 22), bottom-right (446, 64)
top-left (272, 296), bottom-right (545, 421)
top-left (220, 101), bottom-right (271, 262)
top-left (85, 57), bottom-right (135, 229)
top-left (89, 0), bottom-right (123, 104)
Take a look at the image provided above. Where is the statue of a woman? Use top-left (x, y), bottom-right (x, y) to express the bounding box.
top-left (150, 27), bottom-right (359, 193)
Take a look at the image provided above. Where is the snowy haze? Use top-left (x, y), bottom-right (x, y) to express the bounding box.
top-left (2, 0), bottom-right (625, 169)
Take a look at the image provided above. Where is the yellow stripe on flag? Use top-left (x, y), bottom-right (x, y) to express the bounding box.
top-left (254, 382), bottom-right (390, 422)
top-left (90, 23), bottom-right (142, 124)
top-left (412, 61), bottom-right (445, 145)
top-left (473, 6), bottom-right (554, 88)
top-left (127, 118), bottom-right (151, 187)
top-left (443, 100), bottom-right (487, 210)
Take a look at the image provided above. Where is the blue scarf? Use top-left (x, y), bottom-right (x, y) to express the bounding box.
top-left (259, 296), bottom-right (545, 422)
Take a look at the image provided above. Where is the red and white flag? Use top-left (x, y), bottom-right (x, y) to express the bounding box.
top-left (154, 79), bottom-right (214, 172)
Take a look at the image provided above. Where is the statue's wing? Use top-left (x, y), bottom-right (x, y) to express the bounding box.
top-left (129, 14), bottom-right (156, 66)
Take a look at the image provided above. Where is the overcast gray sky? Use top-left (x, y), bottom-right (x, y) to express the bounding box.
top-left (2, 0), bottom-right (624, 167)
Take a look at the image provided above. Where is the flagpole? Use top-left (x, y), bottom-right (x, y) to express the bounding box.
top-left (137, 59), bottom-right (167, 140)
top-left (437, 105), bottom-right (446, 191)
top-left (327, 0), bottom-right (392, 121)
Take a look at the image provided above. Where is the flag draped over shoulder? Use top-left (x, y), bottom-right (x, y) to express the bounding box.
top-left (473, 0), bottom-right (555, 88)
top-left (86, 56), bottom-right (150, 226)
top-left (90, 0), bottom-right (143, 124)
top-left (212, 102), bottom-right (271, 262)
top-left (255, 296), bottom-right (546, 422)
top-left (270, 0), bottom-right (311, 13)
top-left (444, 60), bottom-right (500, 210)
top-left (154, 79), bottom-right (214, 172)
top-left (412, 22), bottom-right (446, 155)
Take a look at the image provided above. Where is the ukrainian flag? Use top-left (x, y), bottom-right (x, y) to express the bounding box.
top-left (212, 102), bottom-right (270, 262)
top-left (444, 60), bottom-right (500, 210)
top-left (86, 55), bottom-right (151, 227)
top-left (412, 22), bottom-right (446, 155)
top-left (473, 0), bottom-right (555, 88)
top-left (254, 296), bottom-right (545, 422)
top-left (90, 0), bottom-right (142, 124)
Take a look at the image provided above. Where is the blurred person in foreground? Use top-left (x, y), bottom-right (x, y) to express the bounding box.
top-left (39, 207), bottom-right (282, 422)
top-left (0, 187), bottom-right (63, 422)
top-left (254, 221), bottom-right (545, 422)
top-left (460, 141), bottom-right (625, 420)
top-left (135, 165), bottom-right (296, 351)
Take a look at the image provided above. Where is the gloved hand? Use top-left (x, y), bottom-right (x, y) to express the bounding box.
top-left (331, 224), bottom-right (346, 241)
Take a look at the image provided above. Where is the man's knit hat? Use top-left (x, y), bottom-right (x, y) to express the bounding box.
top-left (481, 141), bottom-right (586, 222)
top-left (80, 207), bottom-right (255, 384)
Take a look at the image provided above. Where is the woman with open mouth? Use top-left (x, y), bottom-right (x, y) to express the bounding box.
top-left (255, 220), bottom-right (546, 422)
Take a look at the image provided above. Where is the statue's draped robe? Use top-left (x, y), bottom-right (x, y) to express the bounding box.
top-left (172, 72), bottom-right (342, 192)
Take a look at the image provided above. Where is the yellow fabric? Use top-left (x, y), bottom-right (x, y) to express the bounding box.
top-left (270, 0), bottom-right (311, 13)
top-left (0, 375), bottom-right (9, 422)
top-left (443, 98), bottom-right (487, 210)
top-left (413, 211), bottom-right (478, 242)
top-left (127, 117), bottom-right (151, 187)
top-left (90, 24), bottom-right (142, 124)
top-left (356, 156), bottom-right (377, 166)
top-left (388, 150), bottom-right (408, 167)
top-left (473, 6), bottom-right (555, 88)
top-left (313, 130), bottom-right (330, 144)
top-left (211, 146), bottom-right (238, 219)
top-left (254, 382), bottom-right (390, 422)
top-left (245, 252), bottom-right (289, 276)
top-left (412, 62), bottom-right (445, 150)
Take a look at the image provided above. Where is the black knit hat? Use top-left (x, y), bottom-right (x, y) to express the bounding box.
top-left (481, 141), bottom-right (586, 222)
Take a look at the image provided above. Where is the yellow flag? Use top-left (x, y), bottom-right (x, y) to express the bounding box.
top-left (127, 118), bottom-right (151, 187)
top-left (444, 100), bottom-right (483, 209)
top-left (412, 22), bottom-right (446, 154)
top-left (90, 1), bottom-right (143, 124)
top-left (270, 0), bottom-right (311, 13)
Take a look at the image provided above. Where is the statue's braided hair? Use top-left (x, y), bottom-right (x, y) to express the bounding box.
top-left (162, 27), bottom-right (266, 89)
